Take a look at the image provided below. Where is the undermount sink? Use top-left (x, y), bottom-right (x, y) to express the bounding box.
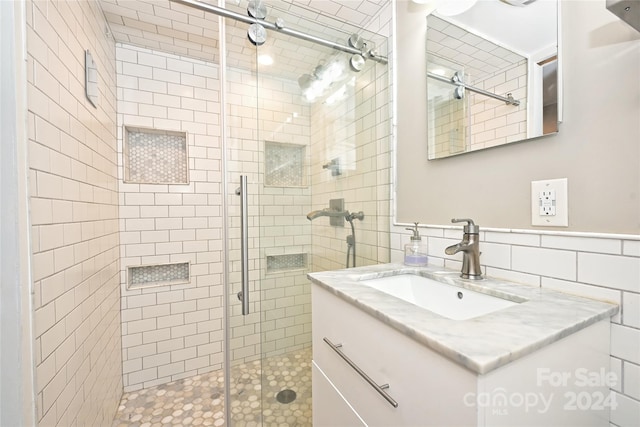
top-left (359, 274), bottom-right (520, 320)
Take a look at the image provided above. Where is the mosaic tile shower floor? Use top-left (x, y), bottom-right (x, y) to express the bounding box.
top-left (112, 347), bottom-right (312, 427)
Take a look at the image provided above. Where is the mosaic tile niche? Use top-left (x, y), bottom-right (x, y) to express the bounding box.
top-left (127, 262), bottom-right (190, 290)
top-left (266, 253), bottom-right (308, 273)
top-left (265, 141), bottom-right (307, 187)
top-left (124, 127), bottom-right (188, 184)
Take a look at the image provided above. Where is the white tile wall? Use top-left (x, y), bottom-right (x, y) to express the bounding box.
top-left (427, 15), bottom-right (528, 155)
top-left (117, 42), bottom-right (317, 388)
top-left (308, 50), bottom-right (391, 272)
top-left (225, 63), bottom-right (313, 362)
top-left (26, 0), bottom-right (122, 425)
top-left (468, 60), bottom-right (527, 150)
top-left (116, 44), bottom-right (226, 391)
top-left (390, 224), bottom-right (640, 427)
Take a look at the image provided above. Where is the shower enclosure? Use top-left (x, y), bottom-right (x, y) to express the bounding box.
top-left (219, 2), bottom-right (390, 423)
top-left (110, 0), bottom-right (391, 424)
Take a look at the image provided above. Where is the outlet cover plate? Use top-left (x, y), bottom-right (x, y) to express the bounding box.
top-left (531, 178), bottom-right (568, 227)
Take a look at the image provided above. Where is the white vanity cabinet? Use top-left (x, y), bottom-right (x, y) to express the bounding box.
top-left (312, 362), bottom-right (366, 426)
top-left (313, 285), bottom-right (478, 426)
top-left (312, 284), bottom-right (612, 427)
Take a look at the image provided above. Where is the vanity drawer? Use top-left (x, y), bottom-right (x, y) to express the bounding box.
top-left (312, 361), bottom-right (366, 427)
top-left (312, 285), bottom-right (477, 426)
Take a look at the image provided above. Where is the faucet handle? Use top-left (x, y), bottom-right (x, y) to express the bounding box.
top-left (451, 218), bottom-right (480, 234)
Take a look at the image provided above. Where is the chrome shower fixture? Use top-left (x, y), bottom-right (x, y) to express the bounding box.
top-left (348, 33), bottom-right (365, 49)
top-left (349, 54), bottom-right (366, 72)
top-left (247, 0), bottom-right (267, 18)
top-left (348, 33), bottom-right (380, 62)
top-left (347, 33), bottom-right (373, 72)
top-left (170, 0), bottom-right (389, 68)
top-left (346, 211), bottom-right (365, 221)
top-left (322, 158), bottom-right (341, 176)
top-left (452, 71), bottom-right (465, 100)
top-left (246, 0), bottom-right (268, 45)
top-left (427, 69), bottom-right (520, 106)
top-left (305, 207), bottom-right (365, 268)
top-left (247, 23), bottom-right (267, 46)
top-left (305, 208), bottom-right (364, 223)
top-left (306, 208), bottom-right (347, 221)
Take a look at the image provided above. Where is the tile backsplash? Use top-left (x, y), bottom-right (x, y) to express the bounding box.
top-left (391, 224), bottom-right (640, 426)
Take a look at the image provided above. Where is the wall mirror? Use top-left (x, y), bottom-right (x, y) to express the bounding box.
top-left (426, 0), bottom-right (559, 160)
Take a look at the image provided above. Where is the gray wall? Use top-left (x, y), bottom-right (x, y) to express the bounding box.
top-left (396, 0), bottom-right (640, 234)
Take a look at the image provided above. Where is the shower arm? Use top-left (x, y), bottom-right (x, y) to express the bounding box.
top-left (170, 0), bottom-right (388, 64)
top-left (427, 71), bottom-right (520, 106)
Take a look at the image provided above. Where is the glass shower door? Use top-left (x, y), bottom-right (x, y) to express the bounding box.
top-left (253, 19), bottom-right (317, 427)
top-left (222, 3), bottom-right (390, 424)
top-left (224, 14), bottom-right (318, 424)
top-left (223, 18), bottom-right (265, 424)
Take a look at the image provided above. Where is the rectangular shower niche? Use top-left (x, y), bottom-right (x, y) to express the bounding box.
top-left (266, 253), bottom-right (308, 274)
top-left (124, 126), bottom-right (189, 184)
top-left (264, 141), bottom-right (307, 187)
top-left (127, 262), bottom-right (190, 290)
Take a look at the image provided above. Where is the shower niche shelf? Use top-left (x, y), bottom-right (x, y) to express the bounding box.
top-left (264, 141), bottom-right (307, 188)
top-left (124, 126), bottom-right (189, 184)
top-left (127, 262), bottom-right (190, 290)
top-left (266, 253), bottom-right (308, 274)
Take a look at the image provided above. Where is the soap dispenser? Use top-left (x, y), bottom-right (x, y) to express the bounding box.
top-left (404, 222), bottom-right (428, 266)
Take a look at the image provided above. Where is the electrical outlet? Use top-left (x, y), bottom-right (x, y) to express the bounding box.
top-left (539, 189), bottom-right (556, 216)
top-left (531, 178), bottom-right (568, 227)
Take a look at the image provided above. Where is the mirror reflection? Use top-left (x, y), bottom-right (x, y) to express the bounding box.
top-left (426, 0), bottom-right (559, 159)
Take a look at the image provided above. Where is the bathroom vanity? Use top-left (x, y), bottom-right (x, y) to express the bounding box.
top-left (309, 264), bottom-right (618, 427)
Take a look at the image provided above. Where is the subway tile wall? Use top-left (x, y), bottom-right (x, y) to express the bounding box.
top-left (257, 117), bottom-right (314, 357)
top-left (225, 64), bottom-right (313, 361)
top-left (116, 42), bottom-right (315, 389)
top-left (116, 43), bottom-right (225, 391)
top-left (390, 225), bottom-right (640, 427)
top-left (427, 15), bottom-right (528, 154)
top-left (363, 3), bottom-right (394, 267)
top-left (26, 0), bottom-right (122, 425)
top-left (428, 87), bottom-right (467, 157)
top-left (308, 53), bottom-right (391, 271)
top-left (467, 60), bottom-right (527, 150)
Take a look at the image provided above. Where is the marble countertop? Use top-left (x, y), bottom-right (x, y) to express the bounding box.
top-left (307, 263), bottom-right (619, 375)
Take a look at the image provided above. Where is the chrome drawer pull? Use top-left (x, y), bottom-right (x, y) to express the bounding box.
top-left (323, 337), bottom-right (399, 408)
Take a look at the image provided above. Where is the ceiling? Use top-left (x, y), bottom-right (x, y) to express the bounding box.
top-left (99, 0), bottom-right (389, 81)
top-left (439, 0), bottom-right (557, 57)
top-left (98, 0), bottom-right (555, 90)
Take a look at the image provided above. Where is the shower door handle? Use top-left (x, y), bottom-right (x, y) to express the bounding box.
top-left (236, 175), bottom-right (250, 315)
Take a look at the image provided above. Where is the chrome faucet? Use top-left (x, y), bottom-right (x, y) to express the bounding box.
top-left (444, 218), bottom-right (483, 280)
